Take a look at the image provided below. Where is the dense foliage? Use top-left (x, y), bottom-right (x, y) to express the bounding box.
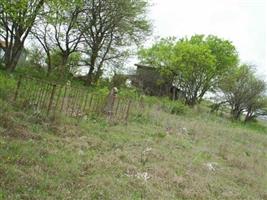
top-left (0, 0), bottom-right (151, 83)
top-left (139, 35), bottom-right (239, 105)
top-left (0, 0), bottom-right (45, 72)
top-left (219, 64), bottom-right (266, 121)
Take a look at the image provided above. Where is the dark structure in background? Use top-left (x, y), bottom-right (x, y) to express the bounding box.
top-left (129, 64), bottom-right (186, 101)
top-left (170, 85), bottom-right (179, 100)
top-left (129, 64), bottom-right (172, 96)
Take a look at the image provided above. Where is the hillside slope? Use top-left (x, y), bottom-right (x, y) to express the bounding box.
top-left (0, 98), bottom-right (267, 200)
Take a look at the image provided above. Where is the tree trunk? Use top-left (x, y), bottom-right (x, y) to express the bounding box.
top-left (185, 99), bottom-right (196, 107)
top-left (59, 53), bottom-right (69, 80)
top-left (85, 51), bottom-right (98, 86)
top-left (93, 64), bottom-right (104, 84)
top-left (244, 107), bottom-right (254, 122)
top-left (46, 53), bottom-right (52, 77)
top-left (185, 96), bottom-right (197, 107)
top-left (5, 44), bottom-right (23, 72)
top-left (244, 113), bottom-right (253, 122)
top-left (231, 106), bottom-right (242, 120)
top-left (86, 67), bottom-right (95, 86)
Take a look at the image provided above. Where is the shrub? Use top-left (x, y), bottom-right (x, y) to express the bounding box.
top-left (162, 99), bottom-right (188, 115)
top-left (118, 88), bottom-right (140, 99)
top-left (170, 102), bottom-right (187, 115)
top-left (110, 74), bottom-right (127, 89)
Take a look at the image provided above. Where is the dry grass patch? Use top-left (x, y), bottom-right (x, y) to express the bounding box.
top-left (0, 100), bottom-right (267, 199)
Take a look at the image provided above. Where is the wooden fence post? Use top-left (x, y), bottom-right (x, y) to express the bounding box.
top-left (14, 75), bottom-right (22, 101)
top-left (47, 84), bottom-right (57, 115)
top-left (60, 85), bottom-right (68, 113)
top-left (88, 94), bottom-right (94, 113)
top-left (114, 98), bottom-right (121, 117)
top-left (82, 92), bottom-right (89, 112)
top-left (53, 85), bottom-right (63, 115)
top-left (125, 100), bottom-right (132, 124)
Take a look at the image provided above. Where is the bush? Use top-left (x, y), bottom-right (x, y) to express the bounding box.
top-left (92, 87), bottom-right (110, 96)
top-left (162, 99), bottom-right (188, 115)
top-left (110, 74), bottom-right (127, 89)
top-left (170, 104), bottom-right (186, 115)
top-left (170, 102), bottom-right (187, 115)
top-left (118, 88), bottom-right (140, 99)
top-left (16, 66), bottom-right (47, 79)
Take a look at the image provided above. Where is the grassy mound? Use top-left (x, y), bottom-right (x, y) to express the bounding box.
top-left (0, 96), bottom-right (267, 199)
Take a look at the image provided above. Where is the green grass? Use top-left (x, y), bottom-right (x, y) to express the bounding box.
top-left (232, 120), bottom-right (267, 134)
top-left (0, 96), bottom-right (267, 200)
top-left (0, 71), bottom-right (267, 199)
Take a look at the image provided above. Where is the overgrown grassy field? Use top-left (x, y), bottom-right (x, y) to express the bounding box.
top-left (0, 73), bottom-right (267, 199)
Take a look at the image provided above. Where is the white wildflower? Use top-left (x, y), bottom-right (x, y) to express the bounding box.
top-left (143, 147), bottom-right (152, 153)
top-left (205, 162), bottom-right (218, 171)
top-left (136, 172), bottom-right (151, 181)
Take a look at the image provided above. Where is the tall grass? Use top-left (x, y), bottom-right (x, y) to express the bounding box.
top-left (0, 71), bottom-right (16, 101)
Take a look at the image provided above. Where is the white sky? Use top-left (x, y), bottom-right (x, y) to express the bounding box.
top-left (145, 0), bottom-right (266, 80)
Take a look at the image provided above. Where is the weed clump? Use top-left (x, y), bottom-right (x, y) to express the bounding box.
top-left (161, 100), bottom-right (188, 115)
top-left (0, 112), bottom-right (41, 140)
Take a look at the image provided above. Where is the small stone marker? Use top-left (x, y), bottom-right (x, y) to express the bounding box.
top-left (104, 87), bottom-right (118, 116)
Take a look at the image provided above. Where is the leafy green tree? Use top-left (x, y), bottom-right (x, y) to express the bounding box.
top-left (48, 49), bottom-right (81, 79)
top-left (139, 35), bottom-right (238, 105)
top-left (244, 96), bottom-right (267, 122)
top-left (28, 0), bottom-right (150, 82)
top-left (219, 64), bottom-right (266, 121)
top-left (48, 0), bottom-right (84, 79)
top-left (31, 17), bottom-right (55, 76)
top-left (30, 0), bottom-right (85, 79)
top-left (0, 0), bottom-right (45, 72)
top-left (26, 46), bottom-right (45, 69)
top-left (82, 0), bottom-right (151, 85)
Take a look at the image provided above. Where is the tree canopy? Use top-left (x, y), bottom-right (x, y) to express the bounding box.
top-left (0, 0), bottom-right (45, 72)
top-left (81, 0), bottom-right (151, 85)
top-left (219, 64), bottom-right (266, 121)
top-left (0, 0), bottom-right (151, 83)
top-left (139, 35), bottom-right (239, 105)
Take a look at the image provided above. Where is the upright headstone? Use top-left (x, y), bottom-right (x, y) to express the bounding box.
top-left (104, 87), bottom-right (118, 116)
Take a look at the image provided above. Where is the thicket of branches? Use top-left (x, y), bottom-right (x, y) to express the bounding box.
top-left (0, 0), bottom-right (151, 84)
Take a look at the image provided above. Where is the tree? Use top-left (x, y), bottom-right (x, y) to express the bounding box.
top-left (0, 0), bottom-right (44, 72)
top-left (31, 17), bottom-right (54, 76)
top-left (139, 35), bottom-right (238, 105)
top-left (48, 48), bottom-right (81, 78)
top-left (219, 64), bottom-right (266, 121)
top-left (81, 0), bottom-right (151, 85)
top-left (26, 45), bottom-right (45, 69)
top-left (32, 0), bottom-right (85, 79)
top-left (244, 96), bottom-right (267, 122)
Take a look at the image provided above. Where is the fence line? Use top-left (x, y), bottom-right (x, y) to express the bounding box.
top-left (12, 76), bottom-right (139, 123)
